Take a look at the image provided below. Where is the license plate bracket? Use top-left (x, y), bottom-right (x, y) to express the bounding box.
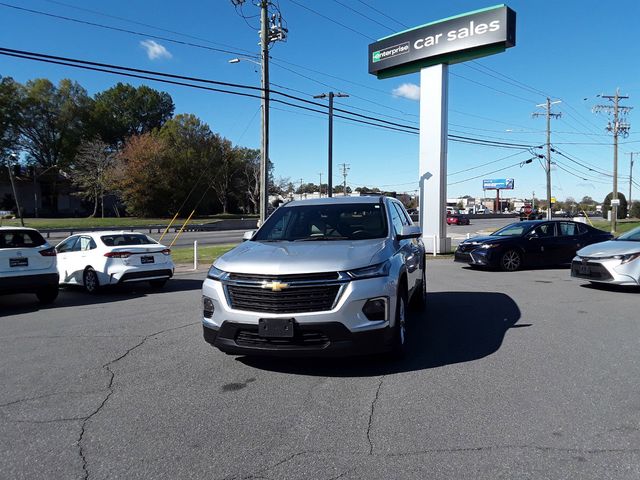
top-left (141, 255), bottom-right (154, 264)
top-left (10, 258), bottom-right (28, 267)
top-left (258, 318), bottom-right (295, 338)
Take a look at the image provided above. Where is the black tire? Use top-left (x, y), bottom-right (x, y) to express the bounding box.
top-left (500, 250), bottom-right (522, 272)
top-left (36, 286), bottom-right (59, 304)
top-left (390, 289), bottom-right (408, 358)
top-left (410, 268), bottom-right (426, 311)
top-left (83, 267), bottom-right (100, 293)
top-left (149, 279), bottom-right (168, 289)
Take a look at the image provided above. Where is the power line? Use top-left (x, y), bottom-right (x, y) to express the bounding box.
top-left (448, 158), bottom-right (536, 186)
top-left (0, 2), bottom-right (256, 59)
top-left (287, 0), bottom-right (375, 40)
top-left (354, 0), bottom-right (409, 29)
top-left (330, 0), bottom-right (395, 32)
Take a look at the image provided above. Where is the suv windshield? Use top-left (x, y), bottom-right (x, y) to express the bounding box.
top-left (616, 226), bottom-right (640, 242)
top-left (0, 230), bottom-right (46, 248)
top-left (253, 202), bottom-right (388, 241)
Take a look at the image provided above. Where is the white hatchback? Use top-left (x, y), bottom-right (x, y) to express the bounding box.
top-left (0, 227), bottom-right (59, 304)
top-left (55, 231), bottom-right (175, 293)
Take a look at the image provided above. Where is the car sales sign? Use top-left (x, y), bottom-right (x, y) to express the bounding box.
top-left (368, 5), bottom-right (516, 79)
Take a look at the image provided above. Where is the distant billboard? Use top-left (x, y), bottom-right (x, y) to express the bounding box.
top-left (483, 178), bottom-right (514, 190)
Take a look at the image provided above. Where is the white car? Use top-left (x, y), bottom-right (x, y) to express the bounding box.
top-left (571, 226), bottom-right (640, 286)
top-left (0, 227), bottom-right (59, 304)
top-left (55, 231), bottom-right (175, 293)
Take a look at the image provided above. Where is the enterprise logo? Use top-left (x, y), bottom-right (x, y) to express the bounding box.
top-left (372, 41), bottom-right (409, 63)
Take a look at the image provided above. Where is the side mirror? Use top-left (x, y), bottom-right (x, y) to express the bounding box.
top-left (397, 225), bottom-right (422, 240)
top-left (242, 230), bottom-right (256, 241)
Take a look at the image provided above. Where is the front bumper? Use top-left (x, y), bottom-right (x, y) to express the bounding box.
top-left (203, 322), bottom-right (393, 357)
top-left (570, 258), bottom-right (640, 286)
top-left (98, 262), bottom-right (175, 285)
top-left (454, 248), bottom-right (493, 266)
top-left (202, 275), bottom-right (397, 356)
top-left (0, 272), bottom-right (59, 295)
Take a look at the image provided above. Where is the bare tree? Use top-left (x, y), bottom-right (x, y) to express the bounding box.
top-left (70, 139), bottom-right (116, 217)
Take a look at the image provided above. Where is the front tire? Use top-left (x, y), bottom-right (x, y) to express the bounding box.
top-left (500, 250), bottom-right (522, 272)
top-left (83, 268), bottom-right (100, 293)
top-left (36, 286), bottom-right (59, 304)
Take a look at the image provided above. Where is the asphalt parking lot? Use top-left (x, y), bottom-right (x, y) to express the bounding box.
top-left (2, 261), bottom-right (639, 479)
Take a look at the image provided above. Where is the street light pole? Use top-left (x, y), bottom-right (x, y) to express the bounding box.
top-left (259, 0), bottom-right (270, 225)
top-left (314, 92), bottom-right (349, 198)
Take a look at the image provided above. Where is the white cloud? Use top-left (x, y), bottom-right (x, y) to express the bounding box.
top-left (392, 83), bottom-right (420, 101)
top-left (140, 40), bottom-right (172, 60)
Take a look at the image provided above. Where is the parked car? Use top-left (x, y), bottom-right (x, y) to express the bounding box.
top-left (446, 214), bottom-right (470, 226)
top-left (0, 227), bottom-right (59, 304)
top-left (55, 232), bottom-right (174, 292)
top-left (571, 226), bottom-right (640, 286)
top-left (202, 196), bottom-right (426, 357)
top-left (454, 220), bottom-right (612, 271)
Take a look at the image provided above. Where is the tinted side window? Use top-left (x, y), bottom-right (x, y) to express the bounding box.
top-left (392, 202), bottom-right (411, 226)
top-left (576, 223), bottom-right (588, 235)
top-left (80, 236), bottom-right (97, 251)
top-left (57, 236), bottom-right (79, 253)
top-left (559, 222), bottom-right (578, 236)
top-left (532, 223), bottom-right (556, 237)
top-left (389, 203), bottom-right (404, 235)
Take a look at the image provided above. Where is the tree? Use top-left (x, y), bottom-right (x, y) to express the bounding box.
top-left (0, 76), bottom-right (22, 159)
top-left (112, 133), bottom-right (168, 217)
top-left (630, 201), bottom-right (640, 219)
top-left (19, 78), bottom-right (92, 169)
top-left (602, 192), bottom-right (628, 219)
top-left (209, 136), bottom-right (238, 214)
top-left (69, 139), bottom-right (117, 217)
top-left (92, 83), bottom-right (174, 146)
top-left (239, 148), bottom-right (260, 214)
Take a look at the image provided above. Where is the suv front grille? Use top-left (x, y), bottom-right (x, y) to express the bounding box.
top-left (227, 285), bottom-right (340, 313)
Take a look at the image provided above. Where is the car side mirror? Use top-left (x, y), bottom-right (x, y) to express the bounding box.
top-left (242, 230), bottom-right (256, 241)
top-left (397, 225), bottom-right (422, 240)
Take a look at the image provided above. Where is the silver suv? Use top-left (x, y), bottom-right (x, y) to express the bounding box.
top-left (201, 196), bottom-right (426, 357)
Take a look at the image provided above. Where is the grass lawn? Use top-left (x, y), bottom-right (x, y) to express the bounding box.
top-left (170, 244), bottom-right (236, 265)
top-left (0, 214), bottom-right (256, 230)
top-left (591, 220), bottom-right (640, 234)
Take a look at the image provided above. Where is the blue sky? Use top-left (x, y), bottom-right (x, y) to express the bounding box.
top-left (1, 0), bottom-right (639, 204)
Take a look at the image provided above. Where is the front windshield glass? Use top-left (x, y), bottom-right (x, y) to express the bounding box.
top-left (253, 202), bottom-right (388, 241)
top-left (616, 226), bottom-right (640, 242)
top-left (492, 223), bottom-right (528, 237)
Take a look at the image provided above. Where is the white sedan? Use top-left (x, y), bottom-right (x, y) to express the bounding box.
top-left (56, 231), bottom-right (175, 293)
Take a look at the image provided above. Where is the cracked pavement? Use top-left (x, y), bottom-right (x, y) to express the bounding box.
top-left (2, 265), bottom-right (640, 479)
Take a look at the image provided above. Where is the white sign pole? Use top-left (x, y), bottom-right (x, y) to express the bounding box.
top-left (419, 64), bottom-right (451, 254)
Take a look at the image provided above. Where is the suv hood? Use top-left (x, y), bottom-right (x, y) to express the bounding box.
top-left (577, 240), bottom-right (640, 257)
top-left (215, 239), bottom-right (390, 275)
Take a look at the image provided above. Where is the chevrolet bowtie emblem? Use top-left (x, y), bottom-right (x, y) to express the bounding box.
top-left (262, 281), bottom-right (289, 292)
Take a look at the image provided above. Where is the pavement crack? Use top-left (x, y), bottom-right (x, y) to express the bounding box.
top-left (75, 321), bottom-right (199, 480)
top-left (366, 376), bottom-right (384, 456)
top-left (224, 451), bottom-right (309, 480)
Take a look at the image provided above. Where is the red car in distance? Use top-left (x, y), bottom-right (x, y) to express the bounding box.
top-left (446, 214), bottom-right (470, 226)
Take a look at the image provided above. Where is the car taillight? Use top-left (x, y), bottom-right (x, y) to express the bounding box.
top-left (161, 249), bottom-right (171, 255)
top-left (39, 247), bottom-right (57, 257)
top-left (104, 251), bottom-right (131, 258)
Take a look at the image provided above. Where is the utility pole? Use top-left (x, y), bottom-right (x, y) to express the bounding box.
top-left (594, 89), bottom-right (632, 233)
top-left (230, 0), bottom-right (287, 224)
top-left (628, 152), bottom-right (638, 213)
top-left (533, 98), bottom-right (562, 220)
top-left (340, 163), bottom-right (350, 196)
top-left (6, 155), bottom-right (25, 227)
top-left (318, 172), bottom-right (322, 197)
top-left (313, 92), bottom-right (349, 197)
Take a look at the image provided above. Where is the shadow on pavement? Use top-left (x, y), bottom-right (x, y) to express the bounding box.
top-left (238, 291), bottom-right (523, 377)
top-left (0, 278), bottom-right (203, 317)
top-left (579, 282), bottom-right (640, 294)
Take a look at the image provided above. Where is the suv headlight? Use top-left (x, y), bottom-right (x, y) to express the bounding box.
top-left (346, 260), bottom-right (391, 280)
top-left (207, 265), bottom-right (227, 280)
